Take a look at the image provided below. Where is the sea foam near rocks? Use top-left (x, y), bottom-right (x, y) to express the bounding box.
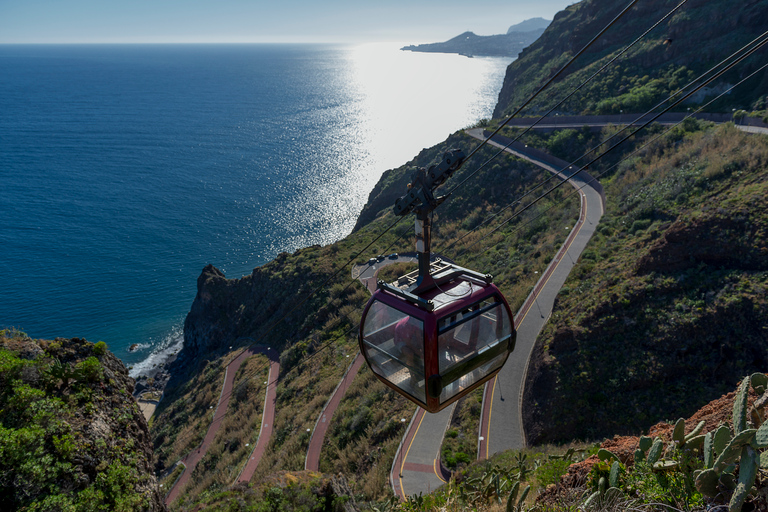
top-left (129, 325), bottom-right (184, 379)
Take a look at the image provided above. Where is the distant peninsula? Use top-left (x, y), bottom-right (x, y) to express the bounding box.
top-left (401, 17), bottom-right (550, 58)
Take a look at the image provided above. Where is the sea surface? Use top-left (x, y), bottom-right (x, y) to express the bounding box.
top-left (0, 43), bottom-right (511, 375)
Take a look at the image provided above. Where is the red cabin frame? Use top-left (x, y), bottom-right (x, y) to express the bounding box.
top-left (359, 263), bottom-right (515, 413)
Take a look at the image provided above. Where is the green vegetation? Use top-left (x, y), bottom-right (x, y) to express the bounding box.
top-left (441, 388), bottom-right (483, 471)
top-left (525, 122), bottom-right (768, 445)
top-left (169, 471), bottom-right (356, 512)
top-left (0, 332), bottom-right (160, 511)
top-left (153, 355), bottom-right (230, 469)
top-left (150, 1), bottom-right (768, 507)
top-left (494, 0), bottom-right (768, 118)
top-left (177, 354), bottom-right (273, 504)
top-left (376, 373), bottom-right (768, 511)
top-left (373, 442), bottom-right (595, 512)
top-left (154, 131), bottom-right (580, 508)
top-left (319, 363), bottom-right (413, 500)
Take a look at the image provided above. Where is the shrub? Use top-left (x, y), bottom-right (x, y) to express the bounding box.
top-left (92, 341), bottom-right (107, 356)
top-left (75, 357), bottom-right (103, 383)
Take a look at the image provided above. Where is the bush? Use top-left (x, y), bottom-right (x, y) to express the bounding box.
top-left (75, 357), bottom-right (103, 383)
top-left (92, 341), bottom-right (107, 356)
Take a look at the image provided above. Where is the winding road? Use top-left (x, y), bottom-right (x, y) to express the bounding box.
top-left (160, 113), bottom-right (765, 504)
top-left (305, 255), bottom-right (418, 472)
top-left (165, 345), bottom-right (279, 504)
top-left (391, 129), bottom-right (605, 498)
top-left (473, 130), bottom-right (604, 458)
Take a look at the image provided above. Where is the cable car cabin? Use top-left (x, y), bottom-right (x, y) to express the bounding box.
top-left (359, 261), bottom-right (515, 413)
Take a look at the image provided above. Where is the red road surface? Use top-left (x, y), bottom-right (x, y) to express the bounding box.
top-left (165, 346), bottom-right (277, 504)
top-left (237, 356), bottom-right (280, 482)
top-left (305, 353), bottom-right (365, 471)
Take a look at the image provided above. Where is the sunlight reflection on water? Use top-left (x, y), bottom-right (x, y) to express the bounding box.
top-left (280, 43), bottom-right (512, 251)
top-left (0, 43), bottom-right (512, 370)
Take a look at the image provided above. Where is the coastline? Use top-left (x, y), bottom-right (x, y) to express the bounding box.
top-left (132, 343), bottom-right (180, 420)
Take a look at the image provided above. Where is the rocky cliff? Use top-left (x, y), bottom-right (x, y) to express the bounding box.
top-left (180, 249), bottom-right (334, 364)
top-left (0, 331), bottom-right (165, 511)
top-left (494, 0), bottom-right (768, 118)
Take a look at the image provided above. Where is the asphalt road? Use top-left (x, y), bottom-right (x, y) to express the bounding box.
top-left (236, 354), bottom-right (281, 482)
top-left (305, 352), bottom-right (365, 472)
top-left (471, 129), bottom-right (605, 457)
top-left (303, 254), bottom-right (418, 473)
top-left (393, 129), bottom-right (604, 498)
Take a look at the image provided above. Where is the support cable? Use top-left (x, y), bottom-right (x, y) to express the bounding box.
top-left (439, 29), bottom-right (768, 259)
top-left (458, 0), bottom-right (641, 167)
top-left (457, 50), bottom-right (768, 259)
top-left (448, 0), bottom-right (688, 197)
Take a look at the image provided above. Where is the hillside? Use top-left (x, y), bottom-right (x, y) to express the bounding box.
top-left (494, 0), bottom-right (768, 118)
top-left (151, 0), bottom-right (768, 509)
top-left (507, 18), bottom-right (551, 34)
top-left (152, 131), bottom-right (581, 509)
top-left (520, 121), bottom-right (768, 445)
top-left (0, 330), bottom-right (165, 511)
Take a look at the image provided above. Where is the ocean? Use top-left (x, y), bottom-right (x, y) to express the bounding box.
top-left (0, 43), bottom-right (510, 376)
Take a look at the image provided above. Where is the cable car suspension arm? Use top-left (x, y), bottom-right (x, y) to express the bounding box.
top-left (392, 148), bottom-right (465, 293)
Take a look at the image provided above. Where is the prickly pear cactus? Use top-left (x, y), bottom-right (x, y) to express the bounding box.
top-left (703, 431), bottom-right (714, 468)
top-left (597, 448), bottom-right (618, 463)
top-left (673, 418), bottom-right (686, 445)
top-left (755, 421), bottom-right (768, 448)
top-left (609, 461), bottom-right (621, 488)
top-left (751, 373), bottom-right (768, 395)
top-left (730, 446), bottom-right (759, 512)
top-left (734, 376), bottom-right (750, 434)
top-left (713, 425), bottom-right (732, 455)
top-left (695, 468), bottom-right (720, 497)
top-left (647, 438), bottom-right (664, 465)
top-left (684, 420), bottom-right (706, 443)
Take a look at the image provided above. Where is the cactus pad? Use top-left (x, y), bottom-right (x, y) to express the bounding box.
top-left (750, 372), bottom-right (768, 393)
top-left (684, 420), bottom-right (706, 442)
top-left (713, 425), bottom-right (732, 455)
top-left (734, 376), bottom-right (750, 434)
top-left (755, 421), bottom-right (768, 448)
top-left (672, 418), bottom-right (686, 444)
top-left (703, 432), bottom-right (714, 468)
top-left (695, 468), bottom-right (719, 497)
top-left (647, 438), bottom-right (664, 464)
top-left (597, 448), bottom-right (618, 463)
top-left (730, 447), bottom-right (758, 512)
top-left (609, 461), bottom-right (621, 488)
top-left (653, 459), bottom-right (679, 471)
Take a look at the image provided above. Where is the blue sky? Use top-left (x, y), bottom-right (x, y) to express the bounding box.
top-left (0, 0), bottom-right (575, 44)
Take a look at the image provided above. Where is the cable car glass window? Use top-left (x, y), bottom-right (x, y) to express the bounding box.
top-left (437, 296), bottom-right (512, 403)
top-left (361, 300), bottom-right (426, 403)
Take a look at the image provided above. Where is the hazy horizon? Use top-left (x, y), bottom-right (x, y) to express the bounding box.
top-left (0, 0), bottom-right (572, 45)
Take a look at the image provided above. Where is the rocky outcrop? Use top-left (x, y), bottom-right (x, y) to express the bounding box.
top-left (635, 213), bottom-right (768, 274)
top-left (179, 245), bottom-right (336, 365)
top-left (0, 333), bottom-right (166, 511)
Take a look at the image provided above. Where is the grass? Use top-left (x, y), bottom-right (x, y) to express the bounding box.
top-left (523, 122), bottom-right (768, 445)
